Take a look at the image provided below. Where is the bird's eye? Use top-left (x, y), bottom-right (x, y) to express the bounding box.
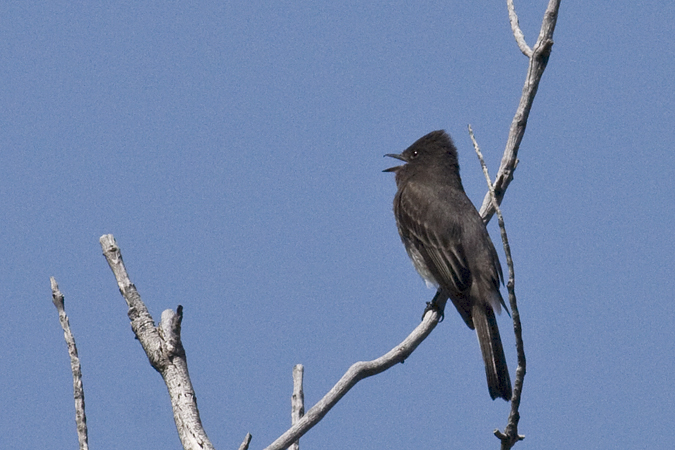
top-left (410, 150), bottom-right (419, 159)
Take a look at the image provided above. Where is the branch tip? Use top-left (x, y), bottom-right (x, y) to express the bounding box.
top-left (50, 278), bottom-right (89, 449)
top-left (507, 0), bottom-right (532, 56)
top-left (238, 433), bottom-right (253, 450)
top-left (50, 277), bottom-right (65, 310)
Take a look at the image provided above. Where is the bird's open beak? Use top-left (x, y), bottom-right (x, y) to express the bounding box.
top-left (383, 153), bottom-right (406, 172)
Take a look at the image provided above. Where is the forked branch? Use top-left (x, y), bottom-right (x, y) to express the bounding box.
top-left (479, 0), bottom-right (561, 222)
top-left (99, 234), bottom-right (216, 450)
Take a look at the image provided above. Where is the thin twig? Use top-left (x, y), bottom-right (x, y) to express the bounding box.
top-left (51, 277), bottom-right (89, 450)
top-left (479, 0), bottom-right (561, 222)
top-left (264, 301), bottom-right (446, 450)
top-left (469, 127), bottom-right (526, 449)
top-left (507, 0), bottom-right (532, 56)
top-left (99, 234), bottom-right (215, 450)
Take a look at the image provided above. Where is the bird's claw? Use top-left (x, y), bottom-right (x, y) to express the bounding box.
top-left (422, 301), bottom-right (444, 322)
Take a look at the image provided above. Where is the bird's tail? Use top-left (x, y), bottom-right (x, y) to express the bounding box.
top-left (472, 303), bottom-right (512, 401)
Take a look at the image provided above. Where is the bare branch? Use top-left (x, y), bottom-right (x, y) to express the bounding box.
top-left (264, 301), bottom-right (446, 450)
top-left (99, 234), bottom-right (214, 450)
top-left (507, 0), bottom-right (532, 56)
top-left (469, 128), bottom-right (526, 449)
top-left (289, 364), bottom-right (305, 450)
top-left (51, 277), bottom-right (89, 450)
top-left (238, 433), bottom-right (253, 450)
top-left (479, 0), bottom-right (561, 222)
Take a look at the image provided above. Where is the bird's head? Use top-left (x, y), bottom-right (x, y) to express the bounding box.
top-left (383, 130), bottom-right (459, 174)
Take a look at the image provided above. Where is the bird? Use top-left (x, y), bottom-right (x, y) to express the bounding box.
top-left (384, 129), bottom-right (512, 401)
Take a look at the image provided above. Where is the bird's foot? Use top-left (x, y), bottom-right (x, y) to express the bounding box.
top-left (422, 301), bottom-right (444, 322)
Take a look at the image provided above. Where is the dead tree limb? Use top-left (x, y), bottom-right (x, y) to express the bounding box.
top-left (479, 0), bottom-right (562, 222)
top-left (470, 127), bottom-right (526, 449)
top-left (99, 234), bottom-right (215, 450)
top-left (289, 364), bottom-right (305, 450)
top-left (51, 277), bottom-right (89, 450)
top-left (264, 300), bottom-right (446, 450)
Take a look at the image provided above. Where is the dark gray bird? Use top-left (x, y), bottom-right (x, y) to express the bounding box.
top-left (384, 130), bottom-right (512, 401)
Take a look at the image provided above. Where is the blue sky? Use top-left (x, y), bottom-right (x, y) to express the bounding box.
top-left (1, 1), bottom-right (674, 449)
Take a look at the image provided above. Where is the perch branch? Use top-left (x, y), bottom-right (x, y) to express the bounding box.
top-left (264, 300), bottom-right (446, 450)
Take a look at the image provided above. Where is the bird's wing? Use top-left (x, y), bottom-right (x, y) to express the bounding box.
top-left (396, 181), bottom-right (475, 325)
